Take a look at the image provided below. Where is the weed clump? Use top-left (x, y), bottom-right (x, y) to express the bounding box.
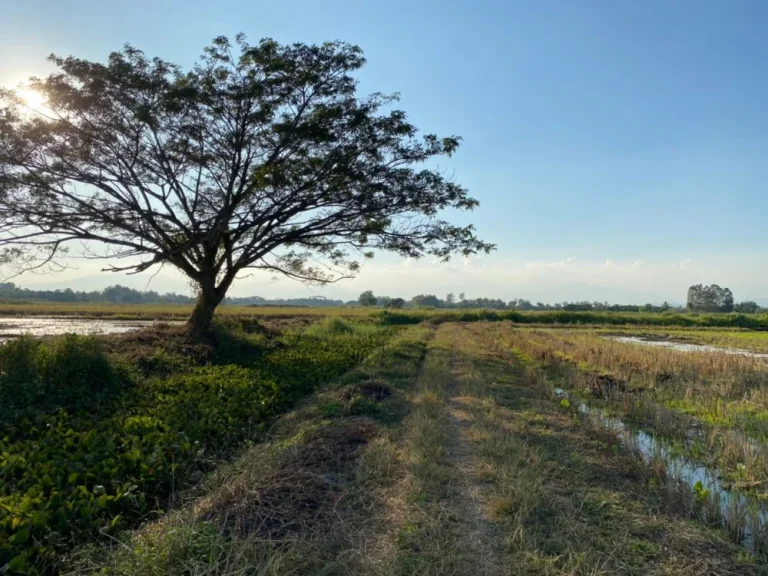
top-left (0, 335), bottom-right (120, 426)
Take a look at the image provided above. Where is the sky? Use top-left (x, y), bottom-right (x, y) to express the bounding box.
top-left (1, 0), bottom-right (767, 304)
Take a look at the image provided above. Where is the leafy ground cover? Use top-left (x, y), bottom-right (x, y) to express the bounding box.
top-left (0, 318), bottom-right (393, 573)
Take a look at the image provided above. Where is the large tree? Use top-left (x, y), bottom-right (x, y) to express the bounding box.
top-left (0, 35), bottom-right (492, 336)
top-left (686, 284), bottom-right (734, 313)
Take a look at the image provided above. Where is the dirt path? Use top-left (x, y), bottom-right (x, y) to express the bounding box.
top-left (445, 394), bottom-right (503, 576)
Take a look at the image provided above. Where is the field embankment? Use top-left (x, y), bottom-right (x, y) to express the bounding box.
top-left (68, 323), bottom-right (763, 575)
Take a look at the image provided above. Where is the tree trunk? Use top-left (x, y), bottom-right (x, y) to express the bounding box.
top-left (187, 289), bottom-right (221, 339)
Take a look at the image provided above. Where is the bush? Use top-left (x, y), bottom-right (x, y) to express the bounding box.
top-left (304, 317), bottom-right (376, 337)
top-left (0, 335), bottom-right (119, 427)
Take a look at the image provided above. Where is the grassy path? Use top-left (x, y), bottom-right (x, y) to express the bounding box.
top-left (77, 323), bottom-right (763, 575)
top-left (388, 323), bottom-right (759, 575)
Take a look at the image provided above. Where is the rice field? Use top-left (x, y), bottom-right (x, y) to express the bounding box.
top-left (4, 315), bottom-right (768, 574)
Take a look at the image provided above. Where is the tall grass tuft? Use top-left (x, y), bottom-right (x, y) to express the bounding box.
top-left (0, 334), bottom-right (120, 426)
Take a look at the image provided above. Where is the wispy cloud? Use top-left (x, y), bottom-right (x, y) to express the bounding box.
top-left (525, 256), bottom-right (577, 269)
top-left (680, 258), bottom-right (692, 270)
top-left (631, 259), bottom-right (645, 270)
top-left (604, 258), bottom-right (614, 268)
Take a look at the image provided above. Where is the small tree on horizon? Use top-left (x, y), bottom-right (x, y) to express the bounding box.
top-left (358, 290), bottom-right (377, 307)
top-left (735, 301), bottom-right (760, 314)
top-left (0, 35), bottom-right (492, 336)
top-left (687, 284), bottom-right (734, 313)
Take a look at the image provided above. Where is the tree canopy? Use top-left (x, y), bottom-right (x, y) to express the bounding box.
top-left (0, 35), bottom-right (492, 335)
top-left (686, 284), bottom-right (734, 313)
top-left (358, 290), bottom-right (377, 307)
top-left (734, 301), bottom-right (760, 314)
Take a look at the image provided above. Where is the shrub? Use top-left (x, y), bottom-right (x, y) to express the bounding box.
top-left (135, 348), bottom-right (193, 378)
top-left (304, 317), bottom-right (380, 338)
top-left (0, 335), bottom-right (120, 427)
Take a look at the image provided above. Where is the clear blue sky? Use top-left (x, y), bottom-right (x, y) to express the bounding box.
top-left (2, 0), bottom-right (767, 303)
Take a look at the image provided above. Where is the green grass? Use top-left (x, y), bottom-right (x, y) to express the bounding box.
top-left (4, 300), bottom-right (768, 329)
top-left (376, 309), bottom-right (768, 328)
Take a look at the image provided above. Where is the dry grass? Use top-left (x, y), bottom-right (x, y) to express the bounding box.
top-left (490, 325), bottom-right (768, 430)
top-left (64, 325), bottom-right (431, 575)
top-left (479, 324), bottom-right (768, 495)
top-left (603, 327), bottom-right (768, 354)
top-left (66, 321), bottom-right (763, 575)
top-left (457, 322), bottom-right (760, 574)
top-left (382, 326), bottom-right (505, 574)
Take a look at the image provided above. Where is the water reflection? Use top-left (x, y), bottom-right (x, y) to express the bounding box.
top-left (577, 397), bottom-right (768, 552)
top-left (0, 316), bottom-right (179, 342)
top-left (608, 336), bottom-right (768, 359)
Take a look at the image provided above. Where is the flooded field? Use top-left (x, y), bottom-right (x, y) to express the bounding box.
top-left (482, 323), bottom-right (768, 558)
top-left (577, 397), bottom-right (768, 553)
top-left (608, 335), bottom-right (768, 359)
top-left (0, 316), bottom-right (179, 342)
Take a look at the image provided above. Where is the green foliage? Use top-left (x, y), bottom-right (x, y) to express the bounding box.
top-left (135, 348), bottom-right (194, 378)
top-left (304, 317), bottom-right (379, 338)
top-left (0, 335), bottom-right (121, 427)
top-left (358, 290), bottom-right (377, 307)
top-left (102, 520), bottom-right (231, 575)
top-left (687, 284), bottom-right (734, 313)
top-left (735, 301), bottom-right (761, 314)
top-left (306, 316), bottom-right (356, 336)
top-left (376, 309), bottom-right (768, 329)
top-left (0, 327), bottom-right (392, 570)
top-left (693, 480), bottom-right (711, 504)
top-left (411, 294), bottom-right (442, 308)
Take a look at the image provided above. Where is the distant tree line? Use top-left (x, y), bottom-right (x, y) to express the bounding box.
top-left (221, 295), bottom-right (347, 307)
top-left (0, 281), bottom-right (762, 314)
top-left (0, 283), bottom-right (193, 304)
top-left (0, 283), bottom-right (348, 308)
top-left (356, 290), bottom-right (682, 312)
top-left (357, 287), bottom-right (765, 313)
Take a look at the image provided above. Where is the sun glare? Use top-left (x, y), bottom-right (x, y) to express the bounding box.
top-left (17, 87), bottom-right (46, 109)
